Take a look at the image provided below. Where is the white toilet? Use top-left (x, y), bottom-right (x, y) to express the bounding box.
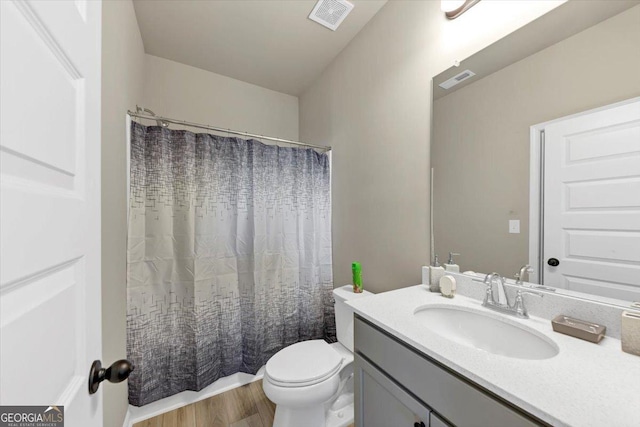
top-left (263, 285), bottom-right (373, 427)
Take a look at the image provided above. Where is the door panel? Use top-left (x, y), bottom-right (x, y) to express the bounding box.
top-left (430, 412), bottom-right (453, 427)
top-left (543, 99), bottom-right (640, 301)
top-left (566, 123), bottom-right (640, 162)
top-left (0, 1), bottom-right (102, 425)
top-left (567, 178), bottom-right (640, 210)
top-left (361, 370), bottom-right (428, 427)
top-left (355, 354), bottom-right (430, 427)
top-left (565, 230), bottom-right (640, 263)
top-left (1, 266), bottom-right (79, 404)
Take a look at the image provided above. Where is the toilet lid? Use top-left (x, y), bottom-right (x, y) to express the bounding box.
top-left (266, 340), bottom-right (343, 388)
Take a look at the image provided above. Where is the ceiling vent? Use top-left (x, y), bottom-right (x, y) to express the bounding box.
top-left (308, 0), bottom-right (354, 31)
top-left (439, 69), bottom-right (476, 90)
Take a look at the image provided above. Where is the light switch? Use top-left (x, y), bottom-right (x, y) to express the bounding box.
top-left (509, 220), bottom-right (520, 234)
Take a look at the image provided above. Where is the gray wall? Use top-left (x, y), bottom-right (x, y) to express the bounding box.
top-left (142, 54), bottom-right (299, 141)
top-left (100, 1), bottom-right (564, 421)
top-left (299, 1), bottom-right (560, 294)
top-left (432, 5), bottom-right (640, 279)
top-left (101, 8), bottom-right (300, 427)
top-left (101, 1), bottom-right (145, 426)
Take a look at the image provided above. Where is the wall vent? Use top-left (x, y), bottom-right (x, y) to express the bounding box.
top-left (439, 69), bottom-right (476, 90)
top-left (308, 0), bottom-right (354, 31)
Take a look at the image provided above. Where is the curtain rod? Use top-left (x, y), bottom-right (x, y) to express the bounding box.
top-left (127, 110), bottom-right (331, 152)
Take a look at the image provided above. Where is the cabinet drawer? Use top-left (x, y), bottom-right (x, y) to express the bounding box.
top-left (355, 316), bottom-right (544, 427)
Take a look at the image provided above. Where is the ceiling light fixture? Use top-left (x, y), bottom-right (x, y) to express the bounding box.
top-left (441, 0), bottom-right (481, 20)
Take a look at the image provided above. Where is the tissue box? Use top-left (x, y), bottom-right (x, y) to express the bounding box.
top-left (552, 315), bottom-right (605, 343)
top-left (621, 310), bottom-right (640, 357)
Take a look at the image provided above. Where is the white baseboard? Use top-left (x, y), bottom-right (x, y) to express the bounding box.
top-left (124, 367), bottom-right (265, 427)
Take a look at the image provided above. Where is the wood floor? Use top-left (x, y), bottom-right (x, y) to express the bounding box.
top-left (133, 380), bottom-right (275, 427)
top-left (133, 380), bottom-right (355, 427)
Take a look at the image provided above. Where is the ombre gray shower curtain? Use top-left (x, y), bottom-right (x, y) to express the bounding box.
top-left (126, 122), bottom-right (334, 406)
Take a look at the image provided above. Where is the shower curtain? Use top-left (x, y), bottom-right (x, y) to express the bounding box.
top-left (126, 122), bottom-right (334, 406)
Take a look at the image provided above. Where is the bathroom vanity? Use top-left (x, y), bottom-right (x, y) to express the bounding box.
top-left (354, 317), bottom-right (540, 427)
top-left (348, 283), bottom-right (640, 427)
top-left (354, 3), bottom-right (640, 425)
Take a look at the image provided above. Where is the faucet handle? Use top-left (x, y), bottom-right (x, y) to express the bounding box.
top-left (513, 289), bottom-right (543, 318)
top-left (482, 273), bottom-right (500, 306)
top-left (515, 265), bottom-right (534, 285)
top-left (483, 272), bottom-right (500, 284)
top-left (483, 282), bottom-right (495, 306)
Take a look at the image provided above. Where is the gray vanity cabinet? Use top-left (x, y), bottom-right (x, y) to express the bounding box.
top-left (355, 353), bottom-right (431, 427)
top-left (430, 412), bottom-right (452, 427)
top-left (354, 316), bottom-right (545, 427)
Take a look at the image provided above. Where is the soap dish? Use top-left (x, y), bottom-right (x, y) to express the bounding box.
top-left (551, 315), bottom-right (606, 343)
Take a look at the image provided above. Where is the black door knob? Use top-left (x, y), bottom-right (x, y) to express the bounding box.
top-left (88, 359), bottom-right (134, 395)
top-left (547, 258), bottom-right (560, 267)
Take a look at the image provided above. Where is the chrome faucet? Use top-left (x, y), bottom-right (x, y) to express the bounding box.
top-left (515, 264), bottom-right (533, 285)
top-left (483, 272), bottom-right (507, 305)
top-left (482, 272), bottom-right (543, 319)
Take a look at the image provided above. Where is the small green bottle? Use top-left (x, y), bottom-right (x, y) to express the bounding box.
top-left (352, 262), bottom-right (363, 293)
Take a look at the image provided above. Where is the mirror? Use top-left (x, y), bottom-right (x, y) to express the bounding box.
top-left (431, 1), bottom-right (640, 306)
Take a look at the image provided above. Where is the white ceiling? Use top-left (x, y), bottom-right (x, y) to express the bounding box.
top-left (132, 0), bottom-right (387, 96)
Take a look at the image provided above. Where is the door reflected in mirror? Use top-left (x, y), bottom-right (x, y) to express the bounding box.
top-left (430, 2), bottom-right (640, 305)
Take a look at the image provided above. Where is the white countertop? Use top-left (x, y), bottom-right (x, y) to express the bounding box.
top-left (346, 285), bottom-right (640, 427)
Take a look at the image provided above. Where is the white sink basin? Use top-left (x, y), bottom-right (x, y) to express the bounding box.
top-left (414, 305), bottom-right (559, 360)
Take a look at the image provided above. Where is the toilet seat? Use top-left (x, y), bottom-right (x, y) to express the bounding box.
top-left (266, 340), bottom-right (343, 388)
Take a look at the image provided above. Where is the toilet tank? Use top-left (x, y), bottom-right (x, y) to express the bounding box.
top-left (333, 285), bottom-right (373, 352)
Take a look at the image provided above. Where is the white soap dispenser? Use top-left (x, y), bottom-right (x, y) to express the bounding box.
top-left (444, 252), bottom-right (460, 273)
top-left (429, 255), bottom-right (445, 292)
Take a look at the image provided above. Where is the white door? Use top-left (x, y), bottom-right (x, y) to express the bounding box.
top-left (1, 1), bottom-right (102, 426)
top-left (543, 99), bottom-right (640, 301)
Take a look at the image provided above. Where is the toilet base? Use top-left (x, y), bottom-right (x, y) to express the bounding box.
top-left (326, 401), bottom-right (354, 427)
top-left (271, 399), bottom-right (354, 427)
top-left (268, 370), bottom-right (354, 427)
top-left (272, 404), bottom-right (326, 427)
